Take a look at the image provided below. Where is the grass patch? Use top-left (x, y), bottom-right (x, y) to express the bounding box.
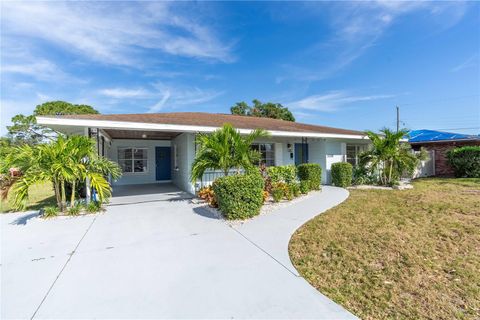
top-left (0, 181), bottom-right (56, 213)
top-left (289, 178), bottom-right (480, 320)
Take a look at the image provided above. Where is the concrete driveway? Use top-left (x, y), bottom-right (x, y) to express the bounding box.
top-left (1, 185), bottom-right (356, 319)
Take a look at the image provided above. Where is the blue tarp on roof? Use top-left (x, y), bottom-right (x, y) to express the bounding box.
top-left (408, 129), bottom-right (480, 143)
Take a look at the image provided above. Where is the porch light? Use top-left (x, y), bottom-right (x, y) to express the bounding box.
top-left (142, 133), bottom-right (147, 139)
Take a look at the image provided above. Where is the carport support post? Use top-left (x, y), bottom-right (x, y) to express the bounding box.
top-left (85, 127), bottom-right (92, 204)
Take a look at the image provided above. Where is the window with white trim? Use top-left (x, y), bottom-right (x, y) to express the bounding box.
top-left (251, 143), bottom-right (275, 167)
top-left (118, 148), bottom-right (148, 173)
top-left (346, 144), bottom-right (365, 166)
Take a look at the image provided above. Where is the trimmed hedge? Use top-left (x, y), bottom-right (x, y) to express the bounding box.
top-left (331, 162), bottom-right (353, 187)
top-left (212, 173), bottom-right (265, 220)
top-left (297, 163), bottom-right (322, 190)
top-left (447, 146), bottom-right (480, 178)
top-left (267, 165), bottom-right (297, 184)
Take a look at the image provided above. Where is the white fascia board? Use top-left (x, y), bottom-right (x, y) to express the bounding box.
top-left (37, 116), bottom-right (368, 140)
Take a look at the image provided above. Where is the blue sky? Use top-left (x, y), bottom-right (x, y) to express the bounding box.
top-left (1, 1), bottom-right (479, 135)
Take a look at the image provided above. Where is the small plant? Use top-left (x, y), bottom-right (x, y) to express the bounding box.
top-left (67, 203), bottom-right (83, 216)
top-left (86, 201), bottom-right (102, 213)
top-left (43, 206), bottom-right (59, 218)
top-left (288, 182), bottom-right (301, 197)
top-left (331, 162), bottom-right (353, 188)
top-left (299, 180), bottom-right (310, 194)
top-left (262, 190), bottom-right (269, 203)
top-left (198, 186), bottom-right (217, 207)
top-left (271, 188), bottom-right (284, 202)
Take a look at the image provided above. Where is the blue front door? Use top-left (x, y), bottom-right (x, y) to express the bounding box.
top-left (294, 143), bottom-right (309, 165)
top-left (155, 147), bottom-right (171, 181)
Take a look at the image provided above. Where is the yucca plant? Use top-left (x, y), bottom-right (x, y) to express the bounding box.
top-left (191, 123), bottom-right (269, 182)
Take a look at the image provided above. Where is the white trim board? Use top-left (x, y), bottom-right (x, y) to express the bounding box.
top-left (37, 116), bottom-right (368, 140)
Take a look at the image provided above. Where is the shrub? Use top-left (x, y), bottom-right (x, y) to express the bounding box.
top-left (299, 180), bottom-right (310, 194)
top-left (267, 165), bottom-right (297, 184)
top-left (262, 190), bottom-right (269, 203)
top-left (447, 146), bottom-right (480, 178)
top-left (288, 182), bottom-right (301, 198)
top-left (43, 206), bottom-right (59, 218)
top-left (331, 162), bottom-right (353, 187)
top-left (86, 201), bottom-right (102, 213)
top-left (67, 203), bottom-right (83, 216)
top-left (352, 166), bottom-right (377, 185)
top-left (297, 163), bottom-right (322, 190)
top-left (198, 186), bottom-right (217, 207)
top-left (212, 173), bottom-right (264, 220)
top-left (271, 188), bottom-right (284, 202)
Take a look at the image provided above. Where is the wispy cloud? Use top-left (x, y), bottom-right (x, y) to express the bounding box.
top-left (98, 88), bottom-right (154, 99)
top-left (286, 91), bottom-right (394, 112)
top-left (278, 1), bottom-right (468, 82)
top-left (451, 54), bottom-right (479, 72)
top-left (148, 83), bottom-right (224, 113)
top-left (1, 59), bottom-right (74, 82)
top-left (1, 2), bottom-right (234, 67)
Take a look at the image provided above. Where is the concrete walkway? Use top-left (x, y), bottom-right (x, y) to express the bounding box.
top-left (1, 185), bottom-right (356, 319)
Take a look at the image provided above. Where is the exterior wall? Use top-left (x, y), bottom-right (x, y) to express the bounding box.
top-left (171, 133), bottom-right (196, 194)
top-left (109, 139), bottom-right (171, 186)
top-left (412, 140), bottom-right (480, 176)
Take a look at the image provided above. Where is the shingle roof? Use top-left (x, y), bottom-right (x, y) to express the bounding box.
top-left (49, 112), bottom-right (365, 136)
top-left (408, 129), bottom-right (480, 143)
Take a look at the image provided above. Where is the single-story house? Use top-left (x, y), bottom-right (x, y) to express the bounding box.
top-left (409, 129), bottom-right (480, 176)
top-left (37, 112), bottom-right (371, 194)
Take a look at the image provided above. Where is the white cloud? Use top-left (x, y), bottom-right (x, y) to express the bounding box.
top-left (286, 91), bottom-right (394, 112)
top-left (2, 59), bottom-right (75, 82)
top-left (98, 88), bottom-right (154, 99)
top-left (1, 2), bottom-right (234, 67)
top-left (148, 83), bottom-right (224, 113)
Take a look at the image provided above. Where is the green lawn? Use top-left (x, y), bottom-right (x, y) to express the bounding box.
top-left (289, 178), bottom-right (480, 320)
top-left (0, 181), bottom-right (56, 213)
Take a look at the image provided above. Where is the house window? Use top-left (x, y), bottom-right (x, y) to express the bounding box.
top-left (252, 143), bottom-right (275, 166)
top-left (118, 148), bottom-right (148, 173)
top-left (346, 144), bottom-right (365, 166)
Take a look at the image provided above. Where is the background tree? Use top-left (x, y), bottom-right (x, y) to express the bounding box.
top-left (191, 124), bottom-right (269, 182)
top-left (230, 99), bottom-right (295, 122)
top-left (7, 101), bottom-right (99, 145)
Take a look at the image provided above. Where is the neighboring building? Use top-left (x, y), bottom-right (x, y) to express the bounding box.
top-left (409, 129), bottom-right (480, 176)
top-left (37, 112), bottom-right (371, 194)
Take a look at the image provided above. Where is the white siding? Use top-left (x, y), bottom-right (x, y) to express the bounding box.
top-left (109, 139), bottom-right (171, 186)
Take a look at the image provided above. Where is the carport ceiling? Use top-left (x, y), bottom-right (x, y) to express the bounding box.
top-left (104, 130), bottom-right (182, 140)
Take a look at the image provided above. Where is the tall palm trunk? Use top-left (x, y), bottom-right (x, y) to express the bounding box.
top-left (70, 180), bottom-right (76, 208)
top-left (60, 179), bottom-right (67, 212)
top-left (53, 178), bottom-right (62, 210)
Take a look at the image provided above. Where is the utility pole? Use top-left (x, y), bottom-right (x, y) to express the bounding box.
top-left (396, 105), bottom-right (400, 132)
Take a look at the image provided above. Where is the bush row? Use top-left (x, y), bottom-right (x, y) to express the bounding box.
top-left (331, 162), bottom-right (353, 187)
top-left (297, 163), bottom-right (322, 191)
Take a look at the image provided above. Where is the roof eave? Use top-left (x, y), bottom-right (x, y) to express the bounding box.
top-left (37, 116), bottom-right (368, 140)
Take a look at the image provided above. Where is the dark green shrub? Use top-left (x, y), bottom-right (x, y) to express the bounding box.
top-left (288, 182), bottom-right (301, 197)
top-left (212, 173), bottom-right (265, 220)
top-left (299, 181), bottom-right (310, 194)
top-left (297, 163), bottom-right (322, 190)
top-left (331, 162), bottom-right (353, 187)
top-left (447, 146), bottom-right (480, 178)
top-left (43, 206), bottom-right (59, 218)
top-left (267, 165), bottom-right (297, 184)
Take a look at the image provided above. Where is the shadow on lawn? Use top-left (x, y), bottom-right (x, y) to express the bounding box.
top-left (1, 195), bottom-right (56, 215)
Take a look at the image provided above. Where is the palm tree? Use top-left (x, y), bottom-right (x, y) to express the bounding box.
top-left (5, 135), bottom-right (121, 212)
top-left (191, 123), bottom-right (269, 182)
top-left (359, 128), bottom-right (423, 186)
